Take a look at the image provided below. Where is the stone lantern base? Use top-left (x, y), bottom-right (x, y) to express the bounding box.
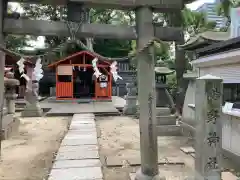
top-left (123, 96), bottom-right (137, 115)
top-left (21, 81), bottom-right (43, 117)
top-left (21, 103), bottom-right (43, 117)
top-left (123, 83), bottom-right (138, 115)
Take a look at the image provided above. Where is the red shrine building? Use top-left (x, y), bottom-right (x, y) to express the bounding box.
top-left (48, 51), bottom-right (112, 100)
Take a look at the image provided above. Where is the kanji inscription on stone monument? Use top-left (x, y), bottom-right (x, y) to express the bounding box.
top-left (195, 75), bottom-right (223, 180)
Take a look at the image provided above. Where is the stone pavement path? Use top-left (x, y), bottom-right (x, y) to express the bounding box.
top-left (48, 113), bottom-right (103, 180)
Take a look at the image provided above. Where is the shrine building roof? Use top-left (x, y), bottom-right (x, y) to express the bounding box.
top-left (178, 30), bottom-right (230, 51)
top-left (48, 50), bottom-right (110, 68)
top-left (195, 36), bottom-right (240, 58)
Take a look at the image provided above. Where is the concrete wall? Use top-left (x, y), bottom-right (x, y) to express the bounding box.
top-left (182, 79), bottom-right (196, 128)
top-left (222, 113), bottom-right (240, 157)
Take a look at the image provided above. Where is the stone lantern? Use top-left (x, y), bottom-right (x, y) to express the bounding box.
top-left (154, 59), bottom-right (175, 110)
top-left (4, 72), bottom-right (19, 114)
top-left (123, 82), bottom-right (138, 115)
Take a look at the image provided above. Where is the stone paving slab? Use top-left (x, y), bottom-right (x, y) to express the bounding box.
top-left (67, 130), bottom-right (97, 136)
top-left (58, 145), bottom-right (99, 152)
top-left (56, 150), bottom-right (99, 160)
top-left (64, 134), bottom-right (97, 140)
top-left (72, 114), bottom-right (95, 119)
top-left (72, 117), bottom-right (95, 121)
top-left (56, 146), bottom-right (99, 160)
top-left (69, 123), bottom-right (96, 130)
top-left (69, 126), bottom-right (97, 131)
top-left (61, 136), bottom-right (98, 146)
top-left (48, 167), bottom-right (103, 180)
top-left (106, 156), bottom-right (185, 167)
top-left (70, 120), bottom-right (96, 124)
top-left (52, 159), bottom-right (101, 169)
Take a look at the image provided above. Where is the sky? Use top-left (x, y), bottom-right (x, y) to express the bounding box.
top-left (186, 0), bottom-right (215, 10)
top-left (10, 0), bottom-right (216, 49)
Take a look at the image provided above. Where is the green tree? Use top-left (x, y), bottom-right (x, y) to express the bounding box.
top-left (164, 7), bottom-right (217, 112)
top-left (129, 40), bottom-right (171, 69)
top-left (182, 8), bottom-right (217, 36)
top-left (20, 4), bottom-right (132, 60)
top-left (5, 3), bottom-right (33, 51)
top-left (216, 0), bottom-right (240, 28)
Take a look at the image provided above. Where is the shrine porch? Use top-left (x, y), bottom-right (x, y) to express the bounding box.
top-left (40, 98), bottom-right (120, 116)
top-left (46, 96), bottom-right (112, 103)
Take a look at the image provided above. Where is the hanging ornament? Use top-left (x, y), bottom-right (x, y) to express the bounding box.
top-left (33, 57), bottom-right (44, 81)
top-left (92, 58), bottom-right (102, 78)
top-left (110, 61), bottom-right (122, 81)
top-left (17, 57), bottom-right (25, 74)
top-left (17, 57), bottom-right (30, 81)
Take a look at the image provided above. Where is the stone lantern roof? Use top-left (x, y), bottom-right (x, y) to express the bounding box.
top-left (154, 59), bottom-right (175, 75)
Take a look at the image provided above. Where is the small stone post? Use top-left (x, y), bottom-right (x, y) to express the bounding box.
top-left (22, 80), bottom-right (43, 117)
top-left (4, 72), bottom-right (19, 114)
top-left (0, 0), bottom-right (7, 158)
top-left (195, 75), bottom-right (222, 180)
top-left (123, 83), bottom-right (137, 115)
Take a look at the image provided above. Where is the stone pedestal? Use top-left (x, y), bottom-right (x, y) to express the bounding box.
top-left (22, 81), bottom-right (43, 117)
top-left (156, 83), bottom-right (175, 114)
top-left (156, 83), bottom-right (169, 107)
top-left (123, 83), bottom-right (137, 115)
top-left (135, 169), bottom-right (165, 180)
top-left (194, 75), bottom-right (222, 180)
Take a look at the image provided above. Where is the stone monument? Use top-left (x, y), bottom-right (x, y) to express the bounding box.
top-left (123, 82), bottom-right (138, 115)
top-left (194, 75), bottom-right (222, 180)
top-left (22, 58), bottom-right (43, 117)
top-left (21, 80), bottom-right (43, 117)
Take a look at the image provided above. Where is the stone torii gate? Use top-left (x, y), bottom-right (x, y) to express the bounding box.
top-left (0, 0), bottom-right (194, 179)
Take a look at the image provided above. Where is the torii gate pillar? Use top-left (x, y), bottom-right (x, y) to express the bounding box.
top-left (135, 7), bottom-right (165, 180)
top-left (0, 0), bottom-right (7, 157)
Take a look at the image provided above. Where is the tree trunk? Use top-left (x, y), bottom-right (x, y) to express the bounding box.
top-left (168, 12), bottom-right (187, 114)
top-left (84, 8), bottom-right (93, 51)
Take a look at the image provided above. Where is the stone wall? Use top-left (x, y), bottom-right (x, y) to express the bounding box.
top-left (112, 71), bottom-right (136, 97)
top-left (181, 79), bottom-right (196, 136)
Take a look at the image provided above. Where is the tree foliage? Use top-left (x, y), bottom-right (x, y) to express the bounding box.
top-left (216, 0), bottom-right (240, 27)
top-left (6, 3), bottom-right (216, 105)
top-left (182, 8), bottom-right (217, 36)
top-left (6, 3), bottom-right (33, 51)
